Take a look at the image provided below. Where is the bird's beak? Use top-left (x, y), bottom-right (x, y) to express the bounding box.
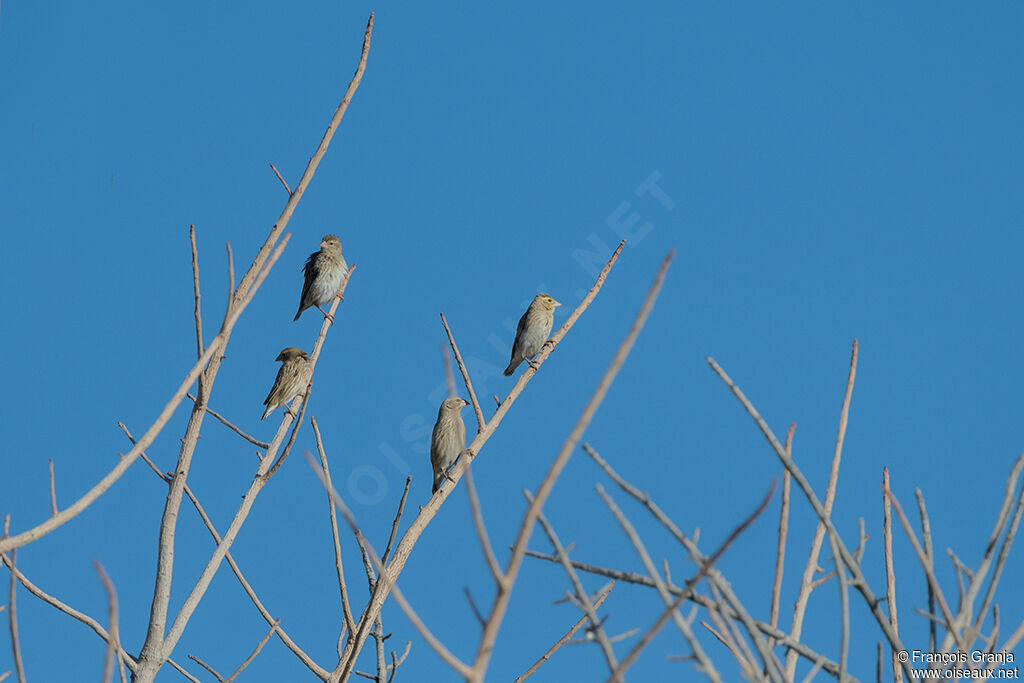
top-left (553, 300), bottom-right (562, 307)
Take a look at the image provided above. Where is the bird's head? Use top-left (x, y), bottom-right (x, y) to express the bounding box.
top-left (534, 293), bottom-right (562, 310)
top-left (442, 397), bottom-right (470, 411)
top-left (276, 347), bottom-right (309, 362)
top-left (321, 234), bottom-right (342, 252)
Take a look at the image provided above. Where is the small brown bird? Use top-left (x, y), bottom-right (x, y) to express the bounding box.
top-left (261, 347), bottom-right (311, 421)
top-left (504, 293), bottom-right (562, 376)
top-left (430, 397), bottom-right (470, 494)
top-left (294, 234), bottom-right (348, 322)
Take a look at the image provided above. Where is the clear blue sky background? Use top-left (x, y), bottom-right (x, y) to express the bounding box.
top-left (2, 2), bottom-right (1022, 681)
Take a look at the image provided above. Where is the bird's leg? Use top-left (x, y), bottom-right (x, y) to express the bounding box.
top-left (542, 338), bottom-right (557, 352)
top-left (316, 305), bottom-right (335, 324)
top-left (527, 357), bottom-right (542, 370)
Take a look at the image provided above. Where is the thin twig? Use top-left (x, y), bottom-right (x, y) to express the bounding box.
top-left (883, 468), bottom-right (902, 683)
top-left (529, 497), bottom-right (620, 678)
top-left (464, 588), bottom-right (486, 628)
top-left (270, 163), bottom-right (292, 194)
top-left (313, 417), bottom-right (357, 645)
top-left (48, 459), bottom-right (58, 517)
top-left (464, 466), bottom-right (503, 585)
top-left (915, 489), bottom-right (936, 653)
top-left (785, 339), bottom-right (857, 681)
top-left (225, 620), bottom-right (280, 682)
top-left (826, 523), bottom-right (850, 682)
top-left (94, 561), bottom-right (127, 683)
top-left (381, 477), bottom-right (411, 567)
top-left (187, 394), bottom-right (270, 449)
top-left (440, 312), bottom-right (485, 431)
top-left (513, 583), bottom-right (614, 682)
top-left (226, 242), bottom-right (235, 299)
top-left (606, 593), bottom-right (688, 683)
top-left (187, 655), bottom-right (224, 682)
top-left (189, 224), bottom-right (204, 361)
top-left (166, 659), bottom-right (202, 683)
top-left (769, 424), bottom-right (795, 633)
top-left (5, 523), bottom-right (25, 683)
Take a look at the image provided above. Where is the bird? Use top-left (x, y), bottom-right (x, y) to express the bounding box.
top-left (261, 347), bottom-right (311, 421)
top-left (430, 397), bottom-right (470, 494)
top-left (504, 293), bottom-right (562, 376)
top-left (294, 234), bottom-right (348, 322)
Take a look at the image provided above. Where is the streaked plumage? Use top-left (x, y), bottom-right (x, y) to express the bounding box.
top-left (504, 293), bottom-right (562, 376)
top-left (294, 234), bottom-right (348, 321)
top-left (430, 397), bottom-right (469, 494)
top-left (261, 347), bottom-right (311, 421)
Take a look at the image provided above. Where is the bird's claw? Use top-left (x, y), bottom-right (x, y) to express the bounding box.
top-left (527, 358), bottom-right (541, 370)
top-left (316, 305), bottom-right (335, 324)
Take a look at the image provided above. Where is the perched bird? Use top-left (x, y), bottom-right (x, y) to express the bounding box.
top-left (294, 234), bottom-right (348, 322)
top-left (504, 293), bottom-right (562, 376)
top-left (430, 397), bottom-right (470, 494)
top-left (261, 347), bottom-right (311, 421)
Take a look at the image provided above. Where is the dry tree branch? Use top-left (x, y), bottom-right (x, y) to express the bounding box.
top-left (0, 672), bottom-right (9, 682)
top-left (706, 354), bottom-right (913, 681)
top-left (270, 163), bottom-right (292, 195)
top-left (224, 619), bottom-right (280, 682)
top-left (4, 522), bottom-right (25, 683)
top-left (581, 444), bottom-right (781, 679)
top-left (306, 454), bottom-right (474, 679)
top-left (769, 424), bottom-right (795, 636)
top-left (440, 313), bottom-right (486, 432)
top-left (313, 417), bottom-right (358, 646)
top-left (527, 495), bottom-right (620, 677)
top-left (187, 394), bottom-right (270, 449)
top-left (915, 489), bottom-right (937, 653)
top-left (94, 561), bottom-right (128, 683)
top-left (464, 587), bottom-right (487, 629)
top-left (592, 485), bottom-right (726, 682)
top-left (189, 224), bottom-right (204, 362)
top-left (882, 468), bottom-right (902, 683)
top-left (970, 457), bottom-right (1024, 642)
top-left (466, 250), bottom-right (673, 683)
top-left (120, 423), bottom-right (328, 679)
top-left (785, 339), bottom-right (857, 681)
top-left (440, 344), bottom-right (501, 583)
top-left (381, 477), bottom-right (411, 567)
top-left (608, 593), bottom-right (689, 683)
top-left (883, 484), bottom-right (969, 657)
top-left (167, 659), bottom-right (202, 683)
top-left (513, 582), bottom-right (614, 683)
top-left (188, 655), bottom-right (224, 681)
top-left (944, 453), bottom-right (1024, 652)
top-left (826, 524), bottom-right (850, 682)
top-left (337, 241), bottom-right (629, 682)
top-left (226, 242), bottom-right (235, 298)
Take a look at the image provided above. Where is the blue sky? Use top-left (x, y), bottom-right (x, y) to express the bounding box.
top-left (2, 2), bottom-right (1022, 680)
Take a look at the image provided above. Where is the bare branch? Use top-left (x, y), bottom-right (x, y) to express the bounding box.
top-left (225, 620), bottom-right (280, 682)
top-left (916, 489), bottom-right (937, 653)
top-left (440, 312), bottom-right (486, 432)
top-left (464, 588), bottom-right (486, 629)
top-left (270, 163), bottom-right (292, 194)
top-left (467, 249), bottom-right (672, 683)
top-left (167, 659), bottom-right (202, 683)
top-left (513, 583), bottom-right (613, 682)
top-left (706, 353), bottom-right (913, 681)
top-left (528, 495), bottom-right (619, 677)
top-left (187, 655), bottom-right (224, 682)
top-left (187, 394), bottom-right (270, 449)
top-left (189, 224), bottom-right (204, 362)
top-left (769, 424), bottom-right (794, 634)
top-left (313, 417), bottom-right (357, 644)
top-left (785, 339), bottom-right (857, 680)
top-left (339, 241), bottom-right (629, 682)
top-left (381, 477), bottom-right (411, 567)
top-left (48, 459), bottom-right (58, 517)
top-left (94, 561), bottom-right (125, 683)
top-left (226, 242), bottom-right (235, 299)
top-left (883, 468), bottom-right (902, 683)
top-left (2, 552), bottom-right (137, 674)
top-left (607, 592), bottom-right (688, 683)
top-left (464, 466), bottom-right (502, 585)
top-left (306, 453), bottom-right (474, 678)
top-left (5, 523), bottom-right (25, 683)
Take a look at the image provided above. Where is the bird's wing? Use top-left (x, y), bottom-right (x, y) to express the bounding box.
top-left (264, 365), bottom-right (287, 406)
top-left (512, 308), bottom-right (530, 354)
top-left (298, 252), bottom-right (319, 306)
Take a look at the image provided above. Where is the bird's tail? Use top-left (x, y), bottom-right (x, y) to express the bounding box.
top-left (503, 360), bottom-right (517, 376)
top-left (293, 308), bottom-right (303, 322)
top-left (261, 404), bottom-right (273, 421)
top-left (432, 473), bottom-right (443, 494)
